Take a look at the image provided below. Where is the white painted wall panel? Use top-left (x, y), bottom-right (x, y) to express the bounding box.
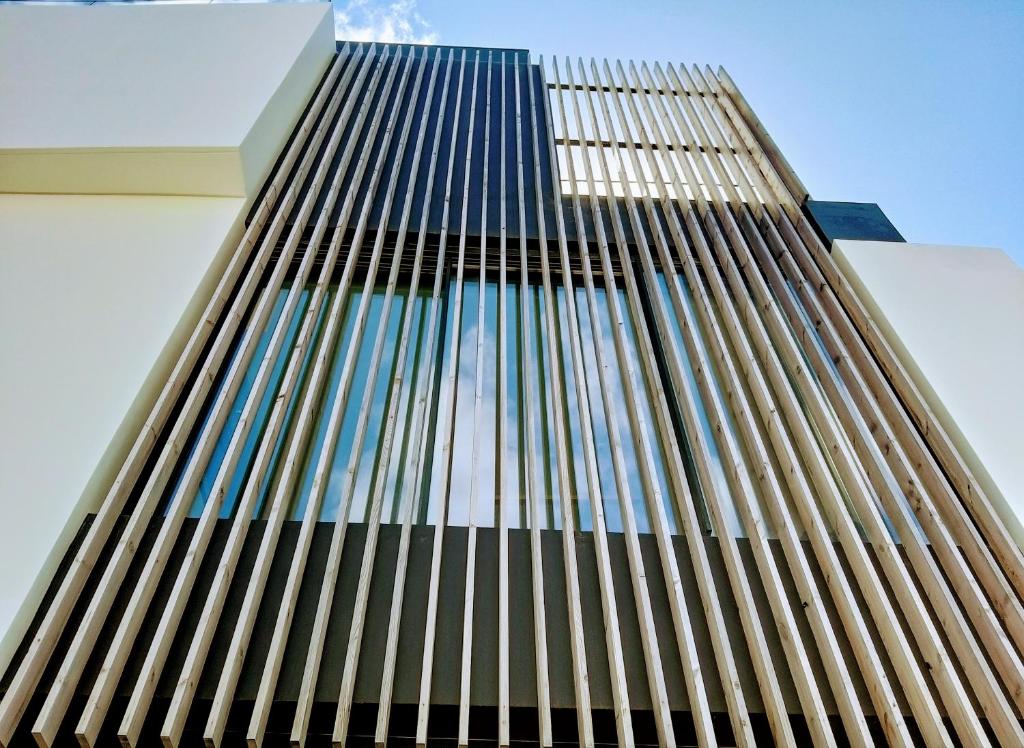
top-left (0, 3), bottom-right (335, 672)
top-left (0, 194), bottom-right (248, 671)
top-left (834, 239), bottom-right (1024, 545)
top-left (0, 2), bottom-right (333, 196)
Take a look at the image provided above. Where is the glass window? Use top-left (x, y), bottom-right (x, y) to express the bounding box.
top-left (164, 269), bottom-right (808, 542)
top-left (165, 283), bottom-right (308, 520)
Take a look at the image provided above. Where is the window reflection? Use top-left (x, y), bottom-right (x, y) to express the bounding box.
top-left (164, 284), bottom-right (309, 521)
top-left (167, 272), bottom-right (766, 540)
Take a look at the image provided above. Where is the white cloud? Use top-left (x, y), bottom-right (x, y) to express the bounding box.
top-left (7, 0), bottom-right (441, 45)
top-left (333, 0), bottom-right (438, 44)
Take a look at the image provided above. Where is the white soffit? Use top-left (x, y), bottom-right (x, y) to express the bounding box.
top-left (834, 239), bottom-right (1024, 545)
top-left (0, 2), bottom-right (334, 196)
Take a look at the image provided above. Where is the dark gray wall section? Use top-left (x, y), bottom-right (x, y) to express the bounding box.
top-left (805, 200), bottom-right (905, 245)
top-left (5, 516), bottom-right (945, 745)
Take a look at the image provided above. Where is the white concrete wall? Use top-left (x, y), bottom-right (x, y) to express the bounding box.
top-left (0, 2), bottom-right (333, 196)
top-left (834, 240), bottom-right (1024, 545)
top-left (0, 194), bottom-right (248, 669)
top-left (0, 3), bottom-right (335, 673)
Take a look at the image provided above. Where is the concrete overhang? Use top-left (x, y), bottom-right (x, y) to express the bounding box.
top-left (0, 2), bottom-right (334, 197)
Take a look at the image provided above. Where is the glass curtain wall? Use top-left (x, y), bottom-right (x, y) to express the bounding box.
top-left (162, 269), bottom-right (775, 537)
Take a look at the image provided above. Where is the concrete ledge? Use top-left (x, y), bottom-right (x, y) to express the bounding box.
top-left (0, 2), bottom-right (334, 197)
top-left (0, 147), bottom-right (245, 197)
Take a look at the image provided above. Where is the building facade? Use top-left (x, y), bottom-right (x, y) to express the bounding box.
top-left (3, 5), bottom-right (1024, 747)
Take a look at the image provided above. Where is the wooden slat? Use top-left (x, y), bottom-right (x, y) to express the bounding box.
top-left (764, 169), bottom-right (1024, 652)
top-left (284, 49), bottom-right (430, 748)
top-left (497, 50), bottom-right (512, 748)
top-left (544, 55), bottom-right (635, 748)
top-left (513, 55), bottom-right (555, 748)
top-left (37, 48), bottom-right (362, 748)
top-left (415, 50), bottom-right (482, 748)
top-left (651, 56), bottom-right (954, 741)
top-left (0, 49), bottom-right (351, 748)
top-left (237, 45), bottom-right (407, 746)
top-left (328, 50), bottom-right (443, 747)
top-left (714, 66), bottom-right (1024, 612)
top-left (456, 49), bottom-right (494, 748)
top-left (199, 50), bottom-right (389, 748)
top-left (372, 47), bottom-right (459, 748)
top-left (526, 58), bottom-right (595, 748)
top-left (633, 60), bottom-right (904, 747)
top-left (703, 60), bottom-right (1024, 705)
top-left (622, 59), bottom-right (897, 745)
top-left (657, 58), bottom-right (991, 745)
top-left (677, 60), bottom-right (1024, 745)
top-left (611, 56), bottom-right (875, 746)
top-left (709, 67), bottom-right (807, 204)
top-left (125, 48), bottom-right (415, 748)
top-left (582, 58), bottom-right (766, 748)
top-left (160, 135), bottom-right (342, 743)
top-left (202, 236), bottom-right (343, 747)
top-left (152, 46), bottom-right (399, 748)
top-left (693, 67), bottom-right (794, 220)
top-left (562, 56), bottom-right (677, 748)
top-left (761, 208), bottom-right (1024, 740)
top-left (703, 67), bottom-right (1024, 665)
top-left (574, 57), bottom-right (723, 748)
top-left (14, 39), bottom-right (1024, 748)
top-left (605, 58), bottom-right (807, 748)
top-left (648, 57), bottom-right (956, 746)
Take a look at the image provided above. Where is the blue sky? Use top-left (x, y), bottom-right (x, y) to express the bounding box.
top-left (333, 0), bottom-right (1024, 266)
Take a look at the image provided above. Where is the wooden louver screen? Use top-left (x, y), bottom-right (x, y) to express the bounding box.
top-left (1, 42), bottom-right (1023, 748)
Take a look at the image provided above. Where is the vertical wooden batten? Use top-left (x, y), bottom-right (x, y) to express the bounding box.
top-left (414, 50), bottom-right (482, 748)
top-left (0, 49), bottom-right (352, 748)
top-left (6, 40), bottom-right (1024, 748)
top-left (545, 56), bottom-right (635, 748)
top-left (526, 58), bottom-right (595, 748)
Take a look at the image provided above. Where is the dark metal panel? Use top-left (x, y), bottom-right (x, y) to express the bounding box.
top-left (606, 533), bottom-right (654, 712)
top-left (351, 523), bottom-right (401, 703)
top-left (470, 527), bottom-right (499, 708)
top-left (430, 525), bottom-right (467, 706)
top-left (805, 199), bottom-right (905, 245)
top-left (572, 531), bottom-right (613, 710)
top-left (235, 520), bottom-right (303, 700)
top-left (539, 531), bottom-right (574, 710)
top-left (390, 525), bottom-right (434, 705)
top-left (507, 526), bottom-right (538, 708)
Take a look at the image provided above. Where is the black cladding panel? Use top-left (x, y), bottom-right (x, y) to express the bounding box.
top-left (805, 200), bottom-right (905, 246)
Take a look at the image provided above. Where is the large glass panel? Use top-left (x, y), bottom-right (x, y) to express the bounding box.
top-left (477, 281), bottom-right (499, 528)
top-left (320, 289), bottom-right (405, 523)
top-left (421, 278), bottom-right (460, 526)
top-left (554, 286), bottom-right (593, 531)
top-left (166, 269), bottom-right (796, 541)
top-left (618, 288), bottom-right (682, 534)
top-left (504, 283), bottom-right (525, 529)
top-left (380, 289), bottom-right (433, 524)
top-left (425, 278), bottom-right (602, 531)
top-left (442, 279), bottom-right (480, 526)
top-left (253, 287), bottom-right (334, 519)
top-left (528, 284), bottom-right (561, 530)
top-left (655, 272), bottom-right (746, 536)
top-left (655, 270), bottom-right (774, 536)
top-left (166, 283), bottom-right (308, 520)
top-left (574, 286), bottom-right (625, 533)
top-left (289, 287), bottom-right (360, 520)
